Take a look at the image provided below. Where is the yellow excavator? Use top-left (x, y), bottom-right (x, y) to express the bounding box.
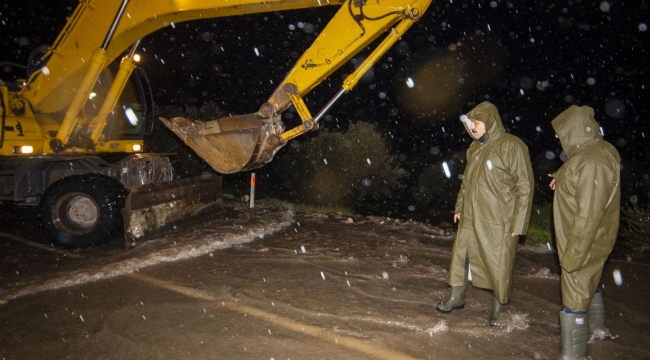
top-left (0, 0), bottom-right (432, 247)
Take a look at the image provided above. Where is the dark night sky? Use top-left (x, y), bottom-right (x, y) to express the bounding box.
top-left (2, 0), bottom-right (649, 203)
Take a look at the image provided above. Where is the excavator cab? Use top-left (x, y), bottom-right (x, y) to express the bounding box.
top-left (91, 64), bottom-right (152, 148)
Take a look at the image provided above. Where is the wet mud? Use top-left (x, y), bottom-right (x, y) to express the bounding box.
top-left (1, 201), bottom-right (648, 359)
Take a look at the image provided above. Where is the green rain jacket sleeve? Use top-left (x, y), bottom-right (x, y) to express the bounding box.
top-left (560, 158), bottom-right (617, 272)
top-left (507, 142), bottom-right (534, 235)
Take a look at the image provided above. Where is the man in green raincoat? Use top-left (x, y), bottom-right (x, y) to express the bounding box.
top-left (437, 102), bottom-right (534, 326)
top-left (548, 105), bottom-right (620, 360)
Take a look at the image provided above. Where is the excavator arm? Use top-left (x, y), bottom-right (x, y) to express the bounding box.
top-left (161, 0), bottom-right (432, 173)
top-left (19, 0), bottom-right (431, 173)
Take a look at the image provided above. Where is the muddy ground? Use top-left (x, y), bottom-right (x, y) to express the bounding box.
top-left (1, 201), bottom-right (649, 359)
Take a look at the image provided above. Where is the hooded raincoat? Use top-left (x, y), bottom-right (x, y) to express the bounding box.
top-left (448, 102), bottom-right (534, 304)
top-left (551, 105), bottom-right (621, 311)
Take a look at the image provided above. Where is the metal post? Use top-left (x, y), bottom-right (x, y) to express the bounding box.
top-left (250, 173), bottom-right (256, 208)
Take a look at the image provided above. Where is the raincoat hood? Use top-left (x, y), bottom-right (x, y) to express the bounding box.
top-left (551, 105), bottom-right (602, 157)
top-left (462, 102), bottom-right (505, 144)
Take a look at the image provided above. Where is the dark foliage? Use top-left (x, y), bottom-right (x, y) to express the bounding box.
top-left (619, 204), bottom-right (650, 260)
top-left (523, 202), bottom-right (554, 245)
top-left (413, 153), bottom-right (464, 220)
top-left (269, 122), bottom-right (407, 211)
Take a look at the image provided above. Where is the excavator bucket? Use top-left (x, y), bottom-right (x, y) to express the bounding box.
top-left (160, 114), bottom-right (286, 174)
top-left (122, 174), bottom-right (223, 247)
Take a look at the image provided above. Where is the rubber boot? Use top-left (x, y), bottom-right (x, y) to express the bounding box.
top-left (437, 258), bottom-right (469, 313)
top-left (436, 285), bottom-right (467, 312)
top-left (553, 311), bottom-right (589, 360)
top-left (588, 290), bottom-right (611, 339)
top-left (489, 296), bottom-right (504, 326)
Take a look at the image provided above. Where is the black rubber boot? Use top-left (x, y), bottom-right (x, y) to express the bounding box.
top-left (489, 296), bottom-right (504, 326)
top-left (552, 311), bottom-right (589, 360)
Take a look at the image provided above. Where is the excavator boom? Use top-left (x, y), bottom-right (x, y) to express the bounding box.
top-left (23, 0), bottom-right (431, 174)
top-left (22, 0), bottom-right (345, 113)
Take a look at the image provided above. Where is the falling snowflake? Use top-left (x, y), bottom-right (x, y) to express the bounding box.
top-left (599, 1), bottom-right (611, 12)
top-left (442, 162), bottom-right (451, 178)
top-left (406, 77), bottom-right (415, 88)
top-left (613, 269), bottom-right (623, 286)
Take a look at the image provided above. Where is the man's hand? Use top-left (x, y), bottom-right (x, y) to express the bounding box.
top-left (454, 213), bottom-right (461, 223)
top-left (511, 233), bottom-right (519, 237)
top-left (548, 174), bottom-right (556, 190)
